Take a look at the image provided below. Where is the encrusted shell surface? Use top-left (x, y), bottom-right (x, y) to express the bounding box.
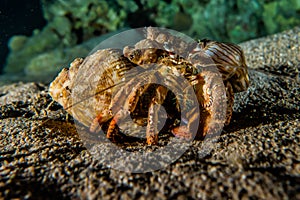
top-left (49, 49), bottom-right (136, 128)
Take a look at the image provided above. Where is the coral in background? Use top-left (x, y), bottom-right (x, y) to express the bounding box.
top-left (149, 0), bottom-right (299, 43)
top-left (262, 0), bottom-right (300, 34)
top-left (42, 0), bottom-right (131, 43)
top-left (4, 0), bottom-right (132, 81)
top-left (3, 0), bottom-right (300, 83)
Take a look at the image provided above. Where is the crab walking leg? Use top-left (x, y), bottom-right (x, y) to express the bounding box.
top-left (158, 68), bottom-right (200, 140)
top-left (106, 86), bottom-right (148, 140)
top-left (105, 72), bottom-right (154, 140)
top-left (89, 110), bottom-right (113, 133)
top-left (196, 71), bottom-right (214, 137)
top-left (146, 85), bottom-right (168, 145)
top-left (106, 109), bottom-right (128, 141)
top-left (198, 69), bottom-right (227, 137)
top-left (88, 74), bottom-right (149, 136)
top-left (170, 76), bottom-right (201, 140)
top-left (88, 82), bottom-right (135, 133)
top-left (171, 103), bottom-right (199, 140)
top-left (224, 81), bottom-right (234, 125)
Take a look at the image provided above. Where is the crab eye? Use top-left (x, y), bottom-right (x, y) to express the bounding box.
top-left (129, 54), bottom-right (134, 60)
top-left (199, 38), bottom-right (210, 47)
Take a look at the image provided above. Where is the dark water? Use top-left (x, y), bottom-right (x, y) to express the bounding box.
top-left (0, 0), bottom-right (46, 72)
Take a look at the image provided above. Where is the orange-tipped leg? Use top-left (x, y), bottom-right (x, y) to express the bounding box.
top-left (146, 86), bottom-right (168, 145)
top-left (90, 115), bottom-right (103, 133)
top-left (106, 109), bottom-right (129, 140)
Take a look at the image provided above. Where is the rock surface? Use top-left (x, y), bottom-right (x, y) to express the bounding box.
top-left (0, 28), bottom-right (299, 199)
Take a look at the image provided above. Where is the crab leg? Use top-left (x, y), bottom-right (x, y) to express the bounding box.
top-left (224, 81), bottom-right (234, 125)
top-left (198, 69), bottom-right (227, 137)
top-left (170, 76), bottom-right (200, 140)
top-left (158, 68), bottom-right (199, 141)
top-left (146, 85), bottom-right (168, 145)
top-left (89, 75), bottom-right (149, 136)
top-left (105, 73), bottom-right (153, 140)
top-left (89, 110), bottom-right (113, 133)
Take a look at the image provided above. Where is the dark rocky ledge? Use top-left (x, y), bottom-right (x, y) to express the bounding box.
top-left (0, 27), bottom-right (299, 199)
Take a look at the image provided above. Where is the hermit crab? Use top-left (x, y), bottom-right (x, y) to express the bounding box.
top-left (49, 27), bottom-right (249, 145)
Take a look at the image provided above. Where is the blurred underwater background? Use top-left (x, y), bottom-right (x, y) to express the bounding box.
top-left (0, 0), bottom-right (299, 84)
